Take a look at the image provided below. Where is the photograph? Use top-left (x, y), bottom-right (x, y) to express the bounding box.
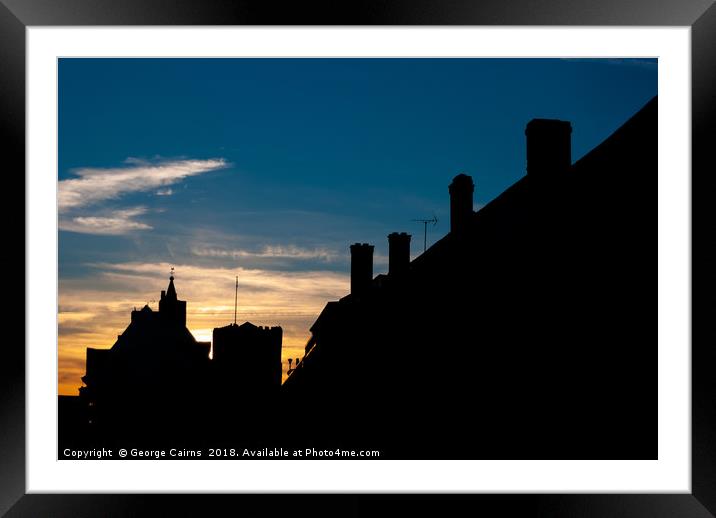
top-left (56, 57), bottom-right (658, 461)
top-left (2, 0), bottom-right (710, 510)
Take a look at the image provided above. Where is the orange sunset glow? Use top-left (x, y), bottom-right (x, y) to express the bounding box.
top-left (58, 262), bottom-right (349, 395)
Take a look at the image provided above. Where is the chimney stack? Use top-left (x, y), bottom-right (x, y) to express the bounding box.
top-left (350, 243), bottom-right (374, 296)
top-left (525, 119), bottom-right (572, 177)
top-left (448, 173), bottom-right (474, 235)
top-left (388, 232), bottom-right (411, 278)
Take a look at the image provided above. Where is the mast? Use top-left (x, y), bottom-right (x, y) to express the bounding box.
top-left (234, 275), bottom-right (238, 325)
top-left (411, 215), bottom-right (438, 253)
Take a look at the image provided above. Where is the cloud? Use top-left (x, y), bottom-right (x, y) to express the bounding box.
top-left (59, 206), bottom-right (152, 235)
top-left (93, 261), bottom-right (350, 302)
top-left (156, 188), bottom-right (174, 196)
top-left (58, 158), bottom-right (227, 211)
top-left (191, 245), bottom-right (339, 262)
top-left (58, 261), bottom-right (350, 395)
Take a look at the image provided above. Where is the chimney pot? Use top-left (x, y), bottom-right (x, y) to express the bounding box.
top-left (388, 232), bottom-right (411, 277)
top-left (448, 173), bottom-right (475, 235)
top-left (525, 119), bottom-right (572, 177)
top-left (350, 243), bottom-right (374, 296)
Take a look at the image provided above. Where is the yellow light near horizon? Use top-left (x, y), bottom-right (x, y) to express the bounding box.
top-left (58, 261), bottom-right (349, 396)
top-left (190, 328), bottom-right (213, 344)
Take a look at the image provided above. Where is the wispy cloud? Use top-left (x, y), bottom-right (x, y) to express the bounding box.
top-left (92, 261), bottom-right (350, 302)
top-left (58, 158), bottom-right (227, 211)
top-left (155, 188), bottom-right (174, 196)
top-left (59, 206), bottom-right (153, 235)
top-left (191, 245), bottom-right (339, 262)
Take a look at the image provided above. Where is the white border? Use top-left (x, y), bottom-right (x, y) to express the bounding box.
top-left (27, 27), bottom-right (690, 493)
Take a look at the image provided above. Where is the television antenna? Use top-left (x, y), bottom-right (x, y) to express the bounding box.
top-left (411, 215), bottom-right (438, 252)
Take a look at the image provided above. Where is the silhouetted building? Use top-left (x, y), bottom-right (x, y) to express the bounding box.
top-left (388, 232), bottom-right (411, 278)
top-left (349, 243), bottom-right (374, 296)
top-left (78, 274), bottom-right (211, 435)
top-left (448, 173), bottom-right (475, 234)
top-left (283, 97), bottom-right (658, 460)
top-left (212, 321), bottom-right (282, 397)
top-left (158, 274), bottom-right (186, 326)
top-left (74, 273), bottom-right (283, 445)
top-left (62, 98), bottom-right (656, 460)
top-left (525, 118), bottom-right (572, 177)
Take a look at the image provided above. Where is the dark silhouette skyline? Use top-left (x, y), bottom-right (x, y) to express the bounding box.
top-left (57, 59), bottom-right (658, 398)
top-left (282, 99), bottom-right (656, 461)
top-left (65, 274), bottom-right (283, 449)
top-left (60, 96), bottom-right (657, 460)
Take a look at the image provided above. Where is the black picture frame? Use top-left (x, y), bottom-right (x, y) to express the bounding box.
top-left (3, 1), bottom-right (714, 515)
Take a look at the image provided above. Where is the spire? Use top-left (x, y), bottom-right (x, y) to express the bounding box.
top-left (166, 267), bottom-right (177, 299)
top-left (158, 267), bottom-right (186, 326)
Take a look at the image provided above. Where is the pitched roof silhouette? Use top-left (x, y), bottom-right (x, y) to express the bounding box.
top-left (282, 96), bottom-right (658, 459)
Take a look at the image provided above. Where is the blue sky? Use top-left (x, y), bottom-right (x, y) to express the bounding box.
top-left (57, 58), bottom-right (657, 394)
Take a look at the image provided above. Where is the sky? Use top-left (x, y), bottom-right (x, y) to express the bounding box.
top-left (58, 58), bottom-right (657, 395)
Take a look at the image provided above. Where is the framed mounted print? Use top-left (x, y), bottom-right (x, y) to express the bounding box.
top-left (3, 0), bottom-right (714, 515)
